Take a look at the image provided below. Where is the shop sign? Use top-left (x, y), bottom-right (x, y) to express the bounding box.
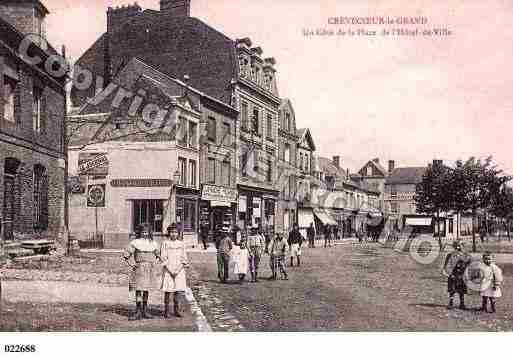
top-left (87, 184), bottom-right (106, 207)
top-left (79, 153), bottom-right (109, 176)
top-left (111, 179), bottom-right (173, 187)
top-left (201, 184), bottom-right (238, 203)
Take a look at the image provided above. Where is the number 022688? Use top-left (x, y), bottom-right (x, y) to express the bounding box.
top-left (4, 345), bottom-right (36, 353)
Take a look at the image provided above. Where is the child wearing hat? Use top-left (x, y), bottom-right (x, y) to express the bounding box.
top-left (480, 252), bottom-right (503, 313)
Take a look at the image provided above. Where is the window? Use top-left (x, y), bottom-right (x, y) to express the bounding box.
top-left (366, 166), bottom-right (372, 176)
top-left (177, 117), bottom-right (188, 147)
top-left (266, 158), bottom-right (272, 183)
top-left (208, 117), bottom-right (216, 142)
top-left (300, 153), bottom-right (304, 170)
top-left (285, 112), bottom-right (291, 132)
top-left (133, 200), bottom-right (164, 233)
top-left (188, 122), bottom-right (197, 148)
top-left (3, 158), bottom-right (21, 240)
top-left (178, 157), bottom-right (187, 186)
top-left (207, 158), bottom-right (216, 184)
top-left (289, 175), bottom-right (295, 198)
top-left (390, 202), bottom-right (398, 213)
top-left (284, 144), bottom-right (291, 163)
top-left (222, 122), bottom-right (231, 146)
top-left (305, 154), bottom-right (309, 172)
top-left (252, 107), bottom-right (260, 135)
top-left (222, 161), bottom-right (230, 186)
top-left (390, 185), bottom-right (397, 198)
top-left (266, 114), bottom-right (273, 140)
top-left (33, 86), bottom-right (44, 133)
top-left (189, 160), bottom-right (197, 188)
top-left (33, 165), bottom-right (48, 230)
top-left (241, 102), bottom-right (248, 131)
top-left (3, 76), bottom-right (17, 123)
top-left (253, 151), bottom-right (259, 173)
top-left (240, 152), bottom-right (248, 177)
top-left (176, 198), bottom-right (197, 232)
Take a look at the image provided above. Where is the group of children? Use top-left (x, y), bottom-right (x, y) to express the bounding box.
top-left (230, 231), bottom-right (290, 283)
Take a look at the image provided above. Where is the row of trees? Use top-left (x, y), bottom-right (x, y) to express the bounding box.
top-left (414, 157), bottom-right (511, 252)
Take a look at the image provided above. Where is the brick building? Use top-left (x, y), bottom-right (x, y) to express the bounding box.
top-left (71, 0), bottom-right (283, 235)
top-left (0, 0), bottom-right (66, 241)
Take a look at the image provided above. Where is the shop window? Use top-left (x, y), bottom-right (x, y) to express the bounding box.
top-left (133, 200), bottom-right (164, 233)
top-left (3, 76), bottom-right (18, 123)
top-left (241, 102), bottom-right (248, 131)
top-left (177, 198), bottom-right (197, 232)
top-left (178, 157), bottom-right (187, 186)
top-left (222, 160), bottom-right (230, 186)
top-left (189, 160), bottom-right (197, 188)
top-left (222, 122), bottom-right (231, 146)
top-left (207, 157), bottom-right (216, 184)
top-left (33, 86), bottom-right (44, 133)
top-left (33, 164), bottom-right (48, 230)
top-left (208, 117), bottom-right (216, 142)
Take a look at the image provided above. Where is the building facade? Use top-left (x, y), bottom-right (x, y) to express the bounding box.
top-left (276, 99), bottom-right (298, 234)
top-left (0, 1), bottom-right (66, 241)
top-left (296, 128), bottom-right (317, 238)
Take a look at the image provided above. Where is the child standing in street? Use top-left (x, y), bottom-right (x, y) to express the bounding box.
top-left (480, 252), bottom-right (503, 313)
top-left (233, 240), bottom-right (250, 283)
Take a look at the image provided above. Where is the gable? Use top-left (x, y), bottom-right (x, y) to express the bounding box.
top-left (358, 161), bottom-right (386, 177)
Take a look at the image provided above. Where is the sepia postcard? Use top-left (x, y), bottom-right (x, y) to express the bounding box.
top-left (0, 0), bottom-right (512, 357)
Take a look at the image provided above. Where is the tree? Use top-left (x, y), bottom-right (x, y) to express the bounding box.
top-left (490, 185), bottom-right (513, 241)
top-left (449, 157), bottom-right (510, 252)
top-left (414, 161), bottom-right (452, 249)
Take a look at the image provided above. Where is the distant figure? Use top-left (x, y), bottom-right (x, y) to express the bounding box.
top-left (123, 223), bottom-right (159, 320)
top-left (324, 225), bottom-right (332, 248)
top-left (443, 241), bottom-right (471, 310)
top-left (200, 223), bottom-right (209, 250)
top-left (479, 227), bottom-right (487, 243)
top-left (215, 227), bottom-right (233, 283)
top-left (307, 223), bottom-right (316, 248)
top-left (479, 252), bottom-right (503, 313)
top-left (288, 223), bottom-right (303, 267)
top-left (160, 224), bottom-right (188, 318)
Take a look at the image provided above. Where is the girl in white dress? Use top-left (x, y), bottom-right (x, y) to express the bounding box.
top-left (480, 252), bottom-right (503, 313)
top-left (233, 240), bottom-right (250, 283)
top-left (160, 224), bottom-right (188, 318)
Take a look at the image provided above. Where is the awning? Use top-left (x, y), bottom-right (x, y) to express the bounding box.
top-left (314, 209), bottom-right (337, 226)
top-left (405, 217), bottom-right (433, 226)
top-left (211, 201), bottom-right (231, 207)
top-left (298, 209), bottom-right (315, 228)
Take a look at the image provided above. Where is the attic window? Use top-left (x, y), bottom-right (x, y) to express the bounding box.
top-left (367, 166), bottom-right (372, 176)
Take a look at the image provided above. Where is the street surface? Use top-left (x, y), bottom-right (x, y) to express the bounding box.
top-left (188, 242), bottom-right (513, 331)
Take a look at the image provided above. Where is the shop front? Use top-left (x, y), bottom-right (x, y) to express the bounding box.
top-left (199, 184), bottom-right (237, 236)
top-left (313, 208), bottom-right (337, 238)
top-left (237, 185), bottom-right (278, 235)
top-left (298, 207), bottom-right (315, 239)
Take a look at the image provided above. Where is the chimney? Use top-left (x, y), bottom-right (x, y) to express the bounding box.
top-left (388, 160), bottom-right (395, 174)
top-left (107, 4), bottom-right (142, 33)
top-left (160, 0), bottom-right (191, 17)
top-left (333, 156), bottom-right (340, 169)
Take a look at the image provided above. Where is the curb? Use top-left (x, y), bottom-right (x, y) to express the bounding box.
top-left (185, 286), bottom-right (212, 332)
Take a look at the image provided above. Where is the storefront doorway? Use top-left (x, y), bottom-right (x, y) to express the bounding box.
top-left (132, 199), bottom-right (164, 234)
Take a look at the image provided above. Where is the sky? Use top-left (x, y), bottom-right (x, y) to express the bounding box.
top-left (42, 0), bottom-right (513, 174)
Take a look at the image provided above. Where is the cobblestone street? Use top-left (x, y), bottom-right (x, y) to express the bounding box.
top-left (188, 242), bottom-right (513, 331)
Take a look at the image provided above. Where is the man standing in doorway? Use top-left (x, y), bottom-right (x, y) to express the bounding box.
top-left (288, 223), bottom-right (303, 267)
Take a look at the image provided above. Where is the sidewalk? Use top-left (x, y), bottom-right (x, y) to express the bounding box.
top-left (0, 279), bottom-right (201, 331)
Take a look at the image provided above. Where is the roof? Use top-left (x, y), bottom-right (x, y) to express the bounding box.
top-left (317, 157), bottom-right (347, 179)
top-left (72, 10), bottom-right (237, 107)
top-left (0, 0), bottom-right (50, 15)
top-left (357, 158), bottom-right (387, 177)
top-left (385, 167), bottom-right (427, 185)
top-left (297, 128), bottom-right (316, 151)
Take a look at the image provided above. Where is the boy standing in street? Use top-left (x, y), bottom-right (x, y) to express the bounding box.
top-left (443, 241), bottom-right (472, 310)
top-left (288, 223), bottom-right (303, 267)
